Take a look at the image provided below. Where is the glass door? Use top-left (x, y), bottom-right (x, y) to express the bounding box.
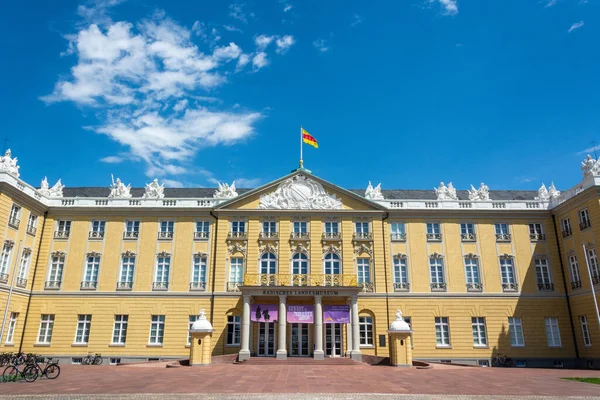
top-left (325, 323), bottom-right (342, 357)
top-left (290, 323), bottom-right (310, 356)
top-left (257, 322), bottom-right (275, 356)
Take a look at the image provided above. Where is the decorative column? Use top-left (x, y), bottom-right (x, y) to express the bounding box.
top-left (189, 310), bottom-right (214, 366)
top-left (350, 295), bottom-right (362, 361)
top-left (346, 299), bottom-right (353, 357)
top-left (388, 309), bottom-right (413, 367)
top-left (314, 295), bottom-right (324, 360)
top-left (277, 295), bottom-right (287, 359)
top-left (239, 295), bottom-right (251, 361)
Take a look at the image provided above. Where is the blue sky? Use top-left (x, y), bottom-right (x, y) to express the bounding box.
top-left (0, 0), bottom-right (598, 192)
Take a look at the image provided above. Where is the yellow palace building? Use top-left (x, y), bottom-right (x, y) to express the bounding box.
top-left (0, 148), bottom-right (599, 369)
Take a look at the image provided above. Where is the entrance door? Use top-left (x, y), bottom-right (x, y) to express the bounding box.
top-left (257, 322), bottom-right (275, 356)
top-left (325, 323), bottom-right (342, 357)
top-left (290, 323), bottom-right (310, 356)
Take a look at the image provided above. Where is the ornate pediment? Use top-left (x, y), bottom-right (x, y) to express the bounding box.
top-left (354, 243), bottom-right (373, 257)
top-left (122, 250), bottom-right (136, 257)
top-left (258, 174), bottom-right (343, 210)
top-left (228, 243), bottom-right (246, 256)
top-left (323, 244), bottom-right (340, 256)
top-left (260, 244), bottom-right (278, 255)
top-left (392, 253), bottom-right (407, 260)
top-left (464, 252), bottom-right (479, 260)
top-left (292, 244), bottom-right (309, 256)
top-left (194, 251), bottom-right (208, 258)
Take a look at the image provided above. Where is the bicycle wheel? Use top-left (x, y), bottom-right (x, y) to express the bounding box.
top-left (82, 356), bottom-right (91, 365)
top-left (2, 366), bottom-right (19, 382)
top-left (44, 364), bottom-right (60, 379)
top-left (93, 356), bottom-right (103, 365)
top-left (22, 365), bottom-right (38, 382)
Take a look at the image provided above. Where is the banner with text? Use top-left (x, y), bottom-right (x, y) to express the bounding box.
top-left (251, 304), bottom-right (278, 322)
top-left (287, 305), bottom-right (314, 323)
top-left (323, 305), bottom-right (350, 324)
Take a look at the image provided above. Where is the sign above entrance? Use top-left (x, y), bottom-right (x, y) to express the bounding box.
top-left (287, 305), bottom-right (314, 323)
top-left (323, 305), bottom-right (350, 324)
top-left (251, 304), bottom-right (278, 322)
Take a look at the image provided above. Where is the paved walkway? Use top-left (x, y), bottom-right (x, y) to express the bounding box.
top-left (0, 364), bottom-right (599, 397)
top-left (0, 396), bottom-right (598, 400)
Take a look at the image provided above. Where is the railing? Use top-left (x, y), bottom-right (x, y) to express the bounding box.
top-left (54, 230), bottom-right (70, 239)
top-left (227, 281), bottom-right (241, 292)
top-left (190, 282), bottom-right (207, 291)
top-left (393, 282), bottom-right (410, 291)
top-left (353, 232), bottom-right (372, 241)
top-left (290, 232), bottom-right (310, 240)
top-left (243, 274), bottom-right (359, 287)
top-left (194, 231), bottom-right (209, 240)
top-left (116, 281), bottom-right (133, 290)
top-left (359, 282), bottom-right (374, 292)
top-left (321, 232), bottom-right (342, 241)
top-left (228, 232), bottom-right (247, 240)
top-left (259, 232), bottom-right (279, 240)
top-left (390, 233), bottom-right (406, 241)
top-left (157, 231), bottom-right (174, 240)
top-left (16, 278), bottom-right (27, 288)
top-left (466, 283), bottom-right (483, 292)
top-left (80, 281), bottom-right (98, 290)
top-left (502, 283), bottom-right (519, 292)
top-left (496, 233), bottom-right (512, 242)
top-left (537, 282), bottom-right (554, 291)
top-left (0, 272), bottom-right (8, 283)
top-left (530, 233), bottom-right (546, 241)
top-left (26, 225), bottom-right (36, 236)
top-left (571, 280), bottom-right (582, 290)
top-left (44, 280), bottom-right (61, 290)
top-left (152, 281), bottom-right (169, 291)
top-left (8, 217), bottom-right (19, 229)
top-left (593, 275), bottom-right (600, 285)
top-left (426, 233), bottom-right (442, 241)
top-left (123, 231), bottom-right (139, 240)
top-left (89, 231), bottom-right (105, 239)
top-left (461, 233), bottom-right (477, 242)
top-left (580, 221), bottom-right (592, 231)
top-left (430, 283), bottom-right (447, 291)
top-left (562, 229), bottom-right (572, 238)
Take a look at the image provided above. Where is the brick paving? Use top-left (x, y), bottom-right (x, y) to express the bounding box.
top-left (0, 364), bottom-right (599, 397)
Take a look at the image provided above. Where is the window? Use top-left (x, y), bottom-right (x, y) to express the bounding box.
top-left (192, 255), bottom-right (207, 288)
top-left (472, 317), bottom-right (487, 347)
top-left (74, 315), bottom-right (92, 344)
top-left (159, 220), bottom-right (174, 233)
top-left (500, 257), bottom-right (517, 287)
top-left (545, 317), bottom-right (562, 347)
top-left (110, 358), bottom-right (121, 365)
top-left (5, 312), bottom-right (18, 344)
top-left (124, 220), bottom-right (140, 239)
top-left (17, 250), bottom-right (31, 283)
top-left (464, 257), bottom-right (481, 286)
top-left (294, 221), bottom-right (308, 233)
top-left (324, 221), bottom-right (339, 235)
top-left (8, 204), bottom-right (21, 227)
top-left (47, 254), bottom-right (65, 287)
top-left (561, 217), bottom-right (572, 236)
top-left (587, 248), bottom-right (600, 278)
top-left (429, 256), bottom-right (445, 289)
top-left (149, 315), bottom-right (165, 345)
top-left (495, 223), bottom-right (511, 240)
top-left (390, 222), bottom-right (406, 241)
top-left (112, 315), bottom-right (128, 344)
top-left (226, 315), bottom-right (241, 345)
top-left (569, 255), bottom-right (582, 288)
top-left (529, 223), bottom-right (545, 240)
top-left (508, 317), bottom-right (525, 347)
top-left (535, 258), bottom-right (553, 290)
top-left (435, 317), bottom-right (450, 347)
top-left (460, 223), bottom-right (476, 240)
top-left (580, 315), bottom-right (592, 347)
top-left (579, 208), bottom-right (592, 229)
top-left (231, 220), bottom-right (245, 233)
top-left (292, 253), bottom-right (308, 275)
top-left (26, 214), bottom-right (38, 235)
top-left (83, 255), bottom-right (100, 286)
top-left (262, 221), bottom-right (277, 234)
top-left (154, 255), bottom-right (170, 288)
top-left (260, 252), bottom-right (277, 274)
top-left (229, 258), bottom-right (243, 283)
top-left (323, 253), bottom-right (340, 275)
top-left (426, 223), bottom-right (441, 240)
top-left (188, 315), bottom-right (198, 345)
top-left (393, 257), bottom-right (408, 288)
top-left (90, 220), bottom-right (106, 238)
top-left (37, 314), bottom-right (54, 344)
top-left (359, 316), bottom-right (374, 346)
top-left (119, 255), bottom-right (135, 288)
top-left (355, 222), bottom-right (369, 234)
top-left (195, 221), bottom-right (210, 239)
top-left (56, 220), bottom-right (71, 237)
top-left (0, 242), bottom-right (13, 276)
top-left (357, 258), bottom-right (370, 284)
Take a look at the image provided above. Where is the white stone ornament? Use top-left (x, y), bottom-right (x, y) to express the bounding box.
top-left (143, 178), bottom-right (165, 199)
top-left (39, 177), bottom-right (64, 198)
top-left (214, 182), bottom-right (238, 199)
top-left (388, 309), bottom-right (411, 332)
top-left (581, 154), bottom-right (600, 177)
top-left (190, 309), bottom-right (214, 332)
top-left (0, 149), bottom-right (20, 177)
top-left (535, 183), bottom-right (549, 201)
top-left (109, 175), bottom-right (132, 198)
top-left (434, 182), bottom-right (458, 200)
top-left (258, 174), bottom-right (343, 210)
top-left (365, 181), bottom-right (384, 200)
top-left (468, 182), bottom-right (490, 201)
top-left (548, 182), bottom-right (561, 199)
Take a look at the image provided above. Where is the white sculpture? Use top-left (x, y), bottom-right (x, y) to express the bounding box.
top-left (388, 309), bottom-right (411, 332)
top-left (39, 177), bottom-right (64, 198)
top-left (143, 178), bottom-right (165, 199)
top-left (365, 181), bottom-right (384, 200)
top-left (0, 149), bottom-right (20, 177)
top-left (581, 154), bottom-right (600, 177)
top-left (214, 182), bottom-right (238, 199)
top-left (109, 175), bottom-right (132, 198)
top-left (190, 309), bottom-right (214, 332)
top-left (258, 174), bottom-right (343, 210)
top-left (535, 183), bottom-right (549, 201)
top-left (548, 182), bottom-right (561, 199)
top-left (434, 182), bottom-right (458, 200)
top-left (468, 182), bottom-right (490, 201)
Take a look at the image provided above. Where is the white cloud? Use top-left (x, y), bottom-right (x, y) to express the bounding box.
top-left (252, 52), bottom-right (269, 69)
top-left (236, 53), bottom-right (250, 71)
top-left (351, 14), bottom-right (363, 27)
top-left (283, 4), bottom-right (293, 12)
top-left (223, 24), bottom-right (243, 33)
top-left (229, 3), bottom-right (253, 24)
top-left (515, 176), bottom-right (536, 184)
top-left (568, 20), bottom-right (584, 32)
top-left (100, 155), bottom-right (124, 163)
top-left (429, 0), bottom-right (458, 15)
top-left (233, 177), bottom-right (261, 187)
top-left (545, 0), bottom-right (558, 7)
top-left (577, 144), bottom-right (600, 155)
top-left (255, 34), bottom-right (274, 51)
top-left (173, 99), bottom-right (188, 112)
top-left (275, 35), bottom-right (295, 54)
top-left (162, 179), bottom-right (184, 188)
top-left (313, 39), bottom-right (329, 53)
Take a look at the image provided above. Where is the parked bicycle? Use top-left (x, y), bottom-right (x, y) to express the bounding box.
top-left (21, 357), bottom-right (60, 382)
top-left (492, 352), bottom-right (513, 367)
top-left (82, 353), bottom-right (103, 365)
top-left (2, 359), bottom-right (37, 382)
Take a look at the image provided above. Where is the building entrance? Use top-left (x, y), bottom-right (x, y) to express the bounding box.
top-left (290, 323), bottom-right (310, 356)
top-left (257, 322), bottom-right (275, 356)
top-left (325, 323), bottom-right (342, 357)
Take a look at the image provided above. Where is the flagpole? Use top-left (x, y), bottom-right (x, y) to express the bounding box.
top-left (299, 125), bottom-right (303, 168)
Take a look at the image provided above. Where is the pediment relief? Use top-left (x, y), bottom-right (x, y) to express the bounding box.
top-left (258, 174), bottom-right (343, 210)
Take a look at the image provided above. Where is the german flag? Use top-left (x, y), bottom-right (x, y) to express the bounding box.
top-left (301, 128), bottom-right (318, 148)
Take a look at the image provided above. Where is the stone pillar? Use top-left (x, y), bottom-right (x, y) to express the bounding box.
top-left (239, 295), bottom-right (251, 361)
top-left (346, 299), bottom-right (353, 357)
top-left (350, 295), bottom-right (362, 361)
top-left (189, 310), bottom-right (214, 366)
top-left (388, 309), bottom-right (413, 367)
top-left (277, 295), bottom-right (287, 359)
top-left (314, 295), bottom-right (324, 360)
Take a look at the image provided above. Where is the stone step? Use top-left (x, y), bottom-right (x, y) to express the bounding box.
top-left (238, 357), bottom-right (360, 365)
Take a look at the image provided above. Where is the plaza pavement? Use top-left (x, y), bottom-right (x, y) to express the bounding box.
top-left (0, 364), bottom-right (599, 398)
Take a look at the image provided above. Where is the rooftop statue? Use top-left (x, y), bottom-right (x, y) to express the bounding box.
top-left (39, 177), bottom-right (64, 198)
top-left (109, 175), bottom-right (132, 198)
top-left (214, 181), bottom-right (238, 199)
top-left (0, 149), bottom-right (20, 177)
top-left (535, 183), bottom-right (549, 201)
top-left (143, 178), bottom-right (165, 199)
top-left (434, 182), bottom-right (458, 200)
top-left (468, 182), bottom-right (490, 201)
top-left (581, 154), bottom-right (600, 177)
top-left (548, 183), bottom-right (561, 199)
top-left (365, 181), bottom-right (384, 200)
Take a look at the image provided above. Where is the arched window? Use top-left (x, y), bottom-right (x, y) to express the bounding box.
top-left (323, 253), bottom-right (340, 275)
top-left (260, 252), bottom-right (277, 274)
top-left (292, 253), bottom-right (308, 275)
top-left (359, 315), bottom-right (374, 346)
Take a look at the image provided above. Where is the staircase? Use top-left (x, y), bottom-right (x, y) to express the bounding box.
top-left (238, 357), bottom-right (361, 366)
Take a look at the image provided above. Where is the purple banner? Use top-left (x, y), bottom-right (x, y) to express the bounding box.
top-left (323, 305), bottom-right (350, 324)
top-left (251, 304), bottom-right (278, 322)
top-left (287, 305), bottom-right (314, 323)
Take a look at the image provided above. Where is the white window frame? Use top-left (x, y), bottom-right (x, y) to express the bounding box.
top-left (195, 221), bottom-right (210, 234)
top-left (359, 316), bottom-right (374, 347)
top-left (192, 255), bottom-right (207, 283)
top-left (149, 315), bottom-right (165, 345)
top-left (323, 253), bottom-right (340, 275)
top-left (260, 252), bottom-right (277, 274)
top-left (125, 220), bottom-right (140, 233)
top-left (83, 255), bottom-right (101, 284)
top-left (535, 258), bottom-right (552, 286)
top-left (355, 222), bottom-right (369, 234)
top-left (393, 257), bottom-right (408, 285)
top-left (90, 220), bottom-right (106, 233)
top-left (508, 317), bottom-right (525, 347)
top-left (17, 250), bottom-right (31, 281)
top-left (56, 220), bottom-right (71, 233)
top-left (464, 257), bottom-right (481, 285)
top-left (429, 257), bottom-right (445, 285)
top-left (426, 222), bottom-right (440, 235)
top-left (292, 252), bottom-right (309, 275)
top-left (293, 221), bottom-right (308, 234)
top-left (357, 258), bottom-right (370, 284)
top-left (5, 312), bottom-right (18, 344)
top-left (155, 255), bottom-right (171, 284)
top-left (8, 204), bottom-right (21, 226)
top-left (579, 208), bottom-right (591, 226)
top-left (460, 222), bottom-right (475, 235)
top-left (580, 315), bottom-right (592, 347)
top-left (0, 242), bottom-right (13, 275)
top-left (47, 255), bottom-right (65, 283)
top-left (495, 223), bottom-right (510, 235)
top-left (226, 315), bottom-right (241, 346)
top-left (74, 314), bottom-right (92, 344)
top-left (435, 317), bottom-right (451, 347)
top-left (159, 220), bottom-right (174, 233)
top-left (37, 314), bottom-right (55, 344)
top-left (120, 255), bottom-right (135, 284)
top-left (112, 315), bottom-right (128, 344)
top-left (569, 255), bottom-right (581, 285)
top-left (472, 317), bottom-right (488, 347)
top-left (262, 221), bottom-right (277, 234)
top-left (229, 257), bottom-right (244, 283)
top-left (561, 217), bottom-right (572, 235)
top-left (544, 317), bottom-right (562, 347)
top-left (529, 223), bottom-right (544, 236)
top-left (188, 315), bottom-right (198, 346)
top-left (390, 222), bottom-right (406, 240)
top-left (324, 221), bottom-right (339, 234)
top-left (231, 220), bottom-right (246, 233)
top-left (26, 214), bottom-right (38, 233)
top-left (500, 258), bottom-right (516, 284)
top-left (586, 248), bottom-right (600, 277)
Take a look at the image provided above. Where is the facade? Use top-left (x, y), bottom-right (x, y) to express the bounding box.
top-left (0, 149), bottom-right (599, 368)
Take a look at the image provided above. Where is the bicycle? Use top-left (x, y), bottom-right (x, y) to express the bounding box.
top-left (2, 362), bottom-right (37, 382)
top-left (22, 357), bottom-right (60, 382)
top-left (82, 353), bottom-right (103, 365)
top-left (492, 352), bottom-right (513, 367)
